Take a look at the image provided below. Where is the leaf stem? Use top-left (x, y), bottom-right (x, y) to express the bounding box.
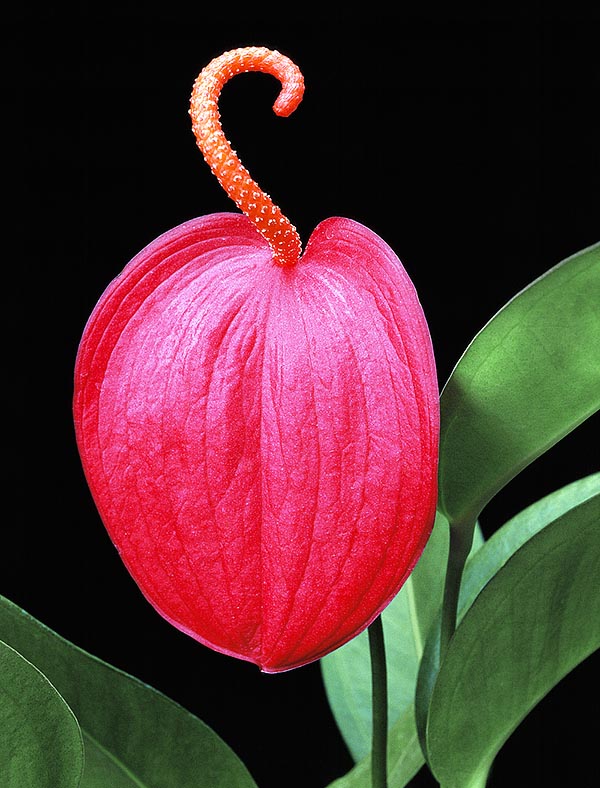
top-left (368, 615), bottom-right (388, 788)
top-left (439, 518), bottom-right (476, 664)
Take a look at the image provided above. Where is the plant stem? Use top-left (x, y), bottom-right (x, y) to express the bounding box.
top-left (368, 615), bottom-right (388, 788)
top-left (439, 519), bottom-right (476, 664)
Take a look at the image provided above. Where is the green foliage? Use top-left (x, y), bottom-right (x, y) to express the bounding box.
top-left (327, 240), bottom-right (599, 786)
top-left (438, 241), bottom-right (600, 527)
top-left (327, 706), bottom-right (423, 788)
top-left (322, 515), bottom-right (483, 785)
top-left (416, 474), bottom-right (600, 763)
top-left (424, 482), bottom-right (600, 786)
top-left (321, 511), bottom-right (450, 764)
top-left (0, 639), bottom-right (83, 787)
top-left (0, 597), bottom-right (258, 788)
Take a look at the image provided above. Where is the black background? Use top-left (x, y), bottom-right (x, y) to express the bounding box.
top-left (6, 4), bottom-right (599, 787)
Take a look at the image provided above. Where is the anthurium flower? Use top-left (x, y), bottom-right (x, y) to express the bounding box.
top-left (73, 47), bottom-right (439, 672)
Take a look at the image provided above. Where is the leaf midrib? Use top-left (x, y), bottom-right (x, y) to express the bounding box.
top-left (82, 730), bottom-right (149, 788)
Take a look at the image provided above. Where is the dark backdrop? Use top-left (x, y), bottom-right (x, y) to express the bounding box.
top-left (7, 5), bottom-right (599, 787)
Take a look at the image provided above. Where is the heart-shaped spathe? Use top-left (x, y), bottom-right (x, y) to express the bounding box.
top-left (74, 211), bottom-right (439, 672)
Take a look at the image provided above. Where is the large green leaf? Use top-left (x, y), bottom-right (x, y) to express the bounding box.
top-left (415, 472), bottom-right (600, 758)
top-left (0, 596), bottom-right (258, 788)
top-left (0, 639), bottom-right (83, 787)
top-left (424, 485), bottom-right (600, 787)
top-left (438, 241), bottom-right (600, 527)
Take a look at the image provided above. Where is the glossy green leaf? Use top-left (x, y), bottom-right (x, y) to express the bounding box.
top-left (0, 639), bottom-right (83, 787)
top-left (425, 487), bottom-right (600, 787)
top-left (0, 596), bottom-right (258, 788)
top-left (415, 472), bottom-right (600, 759)
top-left (438, 241), bottom-right (600, 527)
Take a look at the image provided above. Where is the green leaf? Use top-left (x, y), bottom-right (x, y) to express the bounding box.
top-left (424, 485), bottom-right (600, 787)
top-left (0, 596), bottom-right (258, 788)
top-left (438, 241), bottom-right (600, 527)
top-left (0, 639), bottom-right (83, 788)
top-left (415, 472), bottom-right (600, 759)
top-left (80, 732), bottom-right (144, 787)
top-left (322, 513), bottom-right (484, 788)
top-left (326, 705), bottom-right (424, 788)
top-left (321, 511), bottom-right (450, 763)
top-left (458, 472), bottom-right (600, 615)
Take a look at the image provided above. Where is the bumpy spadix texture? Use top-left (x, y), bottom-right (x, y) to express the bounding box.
top-left (73, 48), bottom-right (439, 673)
top-left (189, 46), bottom-right (304, 266)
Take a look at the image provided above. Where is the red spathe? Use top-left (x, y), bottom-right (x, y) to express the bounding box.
top-left (74, 212), bottom-right (439, 672)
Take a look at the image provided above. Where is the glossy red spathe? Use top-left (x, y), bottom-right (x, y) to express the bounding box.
top-left (73, 48), bottom-right (439, 672)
